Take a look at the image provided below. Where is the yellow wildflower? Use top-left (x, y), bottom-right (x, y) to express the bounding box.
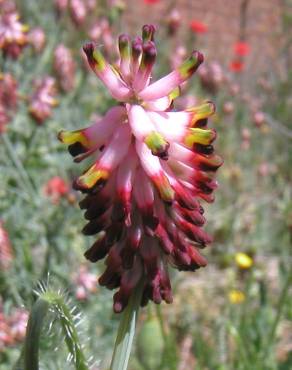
top-left (235, 252), bottom-right (253, 269)
top-left (229, 290), bottom-right (246, 304)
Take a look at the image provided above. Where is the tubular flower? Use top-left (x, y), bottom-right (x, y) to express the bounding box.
top-left (59, 25), bottom-right (223, 313)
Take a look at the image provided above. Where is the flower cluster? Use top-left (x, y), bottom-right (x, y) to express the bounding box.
top-left (54, 0), bottom-right (99, 26)
top-left (59, 25), bottom-right (222, 313)
top-left (28, 27), bottom-right (46, 53)
top-left (0, 72), bottom-right (18, 133)
top-left (53, 44), bottom-right (76, 92)
top-left (0, 3), bottom-right (28, 59)
top-left (0, 303), bottom-right (28, 350)
top-left (29, 76), bottom-right (58, 124)
top-left (88, 18), bottom-right (114, 57)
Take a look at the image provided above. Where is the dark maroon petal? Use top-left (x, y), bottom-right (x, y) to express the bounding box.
top-left (82, 212), bottom-right (110, 235)
top-left (84, 234), bottom-right (110, 262)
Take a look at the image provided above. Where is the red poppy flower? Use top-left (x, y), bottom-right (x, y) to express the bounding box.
top-left (234, 41), bottom-right (250, 56)
top-left (229, 60), bottom-right (244, 73)
top-left (190, 20), bottom-right (208, 34)
top-left (44, 176), bottom-right (69, 203)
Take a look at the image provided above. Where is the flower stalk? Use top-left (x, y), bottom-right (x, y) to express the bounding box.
top-left (110, 282), bottom-right (143, 370)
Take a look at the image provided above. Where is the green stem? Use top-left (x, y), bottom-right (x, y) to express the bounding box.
top-left (265, 267), bottom-right (292, 350)
top-left (2, 134), bottom-right (36, 197)
top-left (110, 285), bottom-right (143, 370)
top-left (23, 290), bottom-right (89, 370)
top-left (24, 298), bottom-right (49, 370)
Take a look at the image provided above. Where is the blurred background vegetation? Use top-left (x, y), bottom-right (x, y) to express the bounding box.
top-left (0, 0), bottom-right (291, 369)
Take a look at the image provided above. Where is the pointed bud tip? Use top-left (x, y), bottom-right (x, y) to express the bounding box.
top-left (192, 50), bottom-right (204, 64)
top-left (142, 24), bottom-right (156, 41)
top-left (118, 34), bottom-right (130, 45)
top-left (83, 42), bottom-right (94, 57)
top-left (206, 100), bottom-right (216, 113)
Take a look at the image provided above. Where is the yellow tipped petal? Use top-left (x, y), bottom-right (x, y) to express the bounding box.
top-left (92, 49), bottom-right (106, 72)
top-left (145, 131), bottom-right (169, 159)
top-left (168, 86), bottom-right (181, 101)
top-left (178, 50), bottom-right (204, 79)
top-left (187, 101), bottom-right (216, 123)
top-left (77, 166), bottom-right (109, 189)
top-left (184, 128), bottom-right (216, 147)
top-left (153, 175), bottom-right (174, 203)
top-left (58, 130), bottom-right (89, 147)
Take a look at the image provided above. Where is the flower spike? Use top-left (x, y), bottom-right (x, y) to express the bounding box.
top-left (59, 25), bottom-right (222, 313)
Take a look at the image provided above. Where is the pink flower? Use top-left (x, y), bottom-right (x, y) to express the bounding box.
top-left (234, 41), bottom-right (250, 56)
top-left (0, 73), bottom-right (18, 110)
top-left (54, 0), bottom-right (68, 13)
top-left (0, 8), bottom-right (28, 59)
top-left (0, 304), bottom-right (28, 349)
top-left (53, 44), bottom-right (76, 92)
top-left (29, 76), bottom-right (58, 124)
top-left (73, 265), bottom-right (98, 300)
top-left (28, 27), bottom-right (46, 53)
top-left (88, 18), bottom-right (114, 57)
top-left (222, 101), bottom-right (234, 115)
top-left (0, 221), bottom-right (13, 270)
top-left (198, 61), bottom-right (224, 94)
top-left (9, 309), bottom-right (29, 341)
top-left (69, 0), bottom-right (87, 26)
top-left (252, 111), bottom-right (265, 127)
top-left (0, 72), bottom-right (18, 133)
top-left (0, 104), bottom-right (10, 133)
top-left (167, 9), bottom-right (181, 36)
top-left (190, 20), bottom-right (208, 34)
top-left (59, 25), bottom-right (222, 313)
